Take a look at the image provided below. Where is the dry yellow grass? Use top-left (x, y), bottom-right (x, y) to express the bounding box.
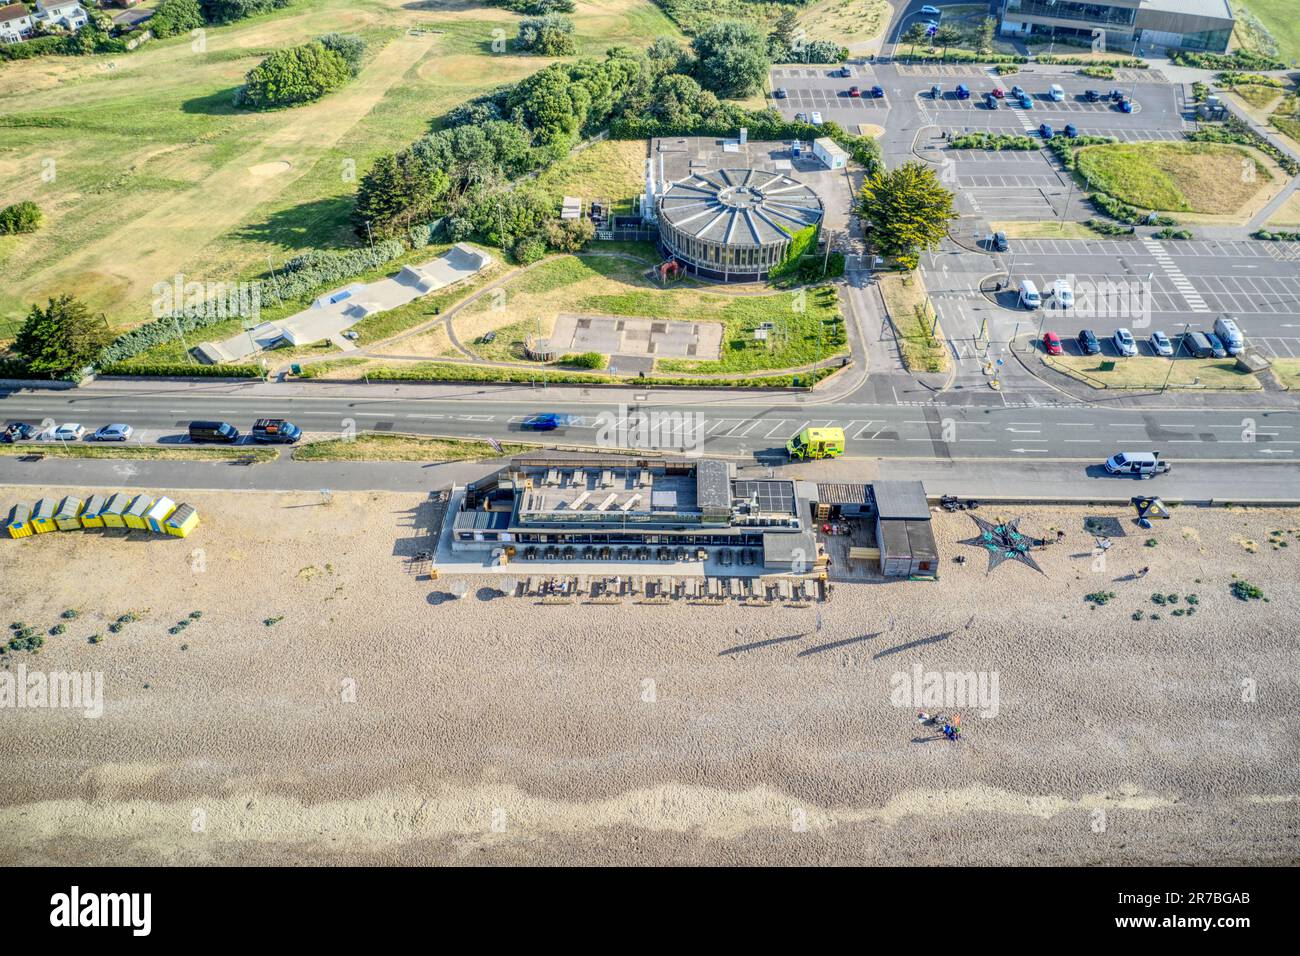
top-left (877, 271), bottom-right (948, 374)
top-left (990, 220), bottom-right (1106, 240)
top-left (798, 0), bottom-right (891, 52)
top-left (1265, 191), bottom-right (1300, 227)
top-left (1045, 354), bottom-right (1262, 390)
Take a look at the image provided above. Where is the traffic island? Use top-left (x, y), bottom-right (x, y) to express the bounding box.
top-left (1041, 354), bottom-right (1264, 391)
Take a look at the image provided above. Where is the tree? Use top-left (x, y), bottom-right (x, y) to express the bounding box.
top-left (691, 20), bottom-right (769, 99)
top-left (855, 161), bottom-right (957, 269)
top-left (646, 35), bottom-right (691, 77)
top-left (148, 0), bottom-right (204, 39)
top-left (0, 201), bottom-right (42, 235)
top-left (934, 24), bottom-right (962, 60)
top-left (199, 0), bottom-right (292, 23)
top-left (976, 17), bottom-right (996, 56)
top-left (238, 41), bottom-right (351, 109)
top-left (768, 8), bottom-right (799, 59)
top-left (901, 22), bottom-right (928, 59)
top-left (515, 14), bottom-right (576, 57)
top-left (14, 295), bottom-right (111, 377)
top-left (318, 33), bottom-right (366, 75)
top-left (352, 148), bottom-right (452, 239)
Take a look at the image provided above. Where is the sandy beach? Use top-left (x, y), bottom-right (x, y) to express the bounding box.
top-left (0, 485), bottom-right (1296, 865)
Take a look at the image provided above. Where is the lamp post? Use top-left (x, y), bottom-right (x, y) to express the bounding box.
top-left (1162, 321), bottom-right (1191, 393)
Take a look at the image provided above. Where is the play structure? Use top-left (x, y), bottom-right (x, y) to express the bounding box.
top-left (6, 492), bottom-right (200, 540)
top-left (960, 514), bottom-right (1045, 574)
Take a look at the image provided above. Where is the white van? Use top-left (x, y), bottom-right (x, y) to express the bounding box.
top-left (1213, 315), bottom-right (1244, 355)
top-left (1048, 83), bottom-right (1065, 101)
top-left (1104, 451), bottom-right (1171, 478)
top-left (1019, 279), bottom-right (1041, 309)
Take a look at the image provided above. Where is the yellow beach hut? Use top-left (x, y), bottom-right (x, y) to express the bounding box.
top-left (100, 493), bottom-right (130, 529)
top-left (123, 494), bottom-right (153, 530)
top-left (145, 496), bottom-right (176, 533)
top-left (164, 504), bottom-right (200, 538)
top-left (80, 494), bottom-right (108, 529)
top-left (6, 503), bottom-right (33, 539)
top-left (30, 498), bottom-right (57, 533)
top-left (54, 496), bottom-right (84, 530)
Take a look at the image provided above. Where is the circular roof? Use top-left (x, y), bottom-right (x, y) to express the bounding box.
top-left (658, 168), bottom-right (823, 247)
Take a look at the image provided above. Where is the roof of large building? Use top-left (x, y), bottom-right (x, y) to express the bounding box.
top-left (1140, 0), bottom-right (1232, 20)
top-left (658, 168), bottom-right (823, 248)
top-left (872, 480), bottom-right (930, 520)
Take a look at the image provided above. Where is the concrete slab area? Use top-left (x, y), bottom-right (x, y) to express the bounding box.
top-left (549, 313), bottom-right (723, 361)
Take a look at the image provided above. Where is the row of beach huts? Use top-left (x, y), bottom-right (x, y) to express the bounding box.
top-left (6, 493), bottom-right (200, 539)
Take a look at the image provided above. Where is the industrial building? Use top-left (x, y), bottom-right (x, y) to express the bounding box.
top-left (640, 136), bottom-right (825, 283)
top-left (998, 0), bottom-right (1234, 53)
top-left (448, 455), bottom-right (937, 578)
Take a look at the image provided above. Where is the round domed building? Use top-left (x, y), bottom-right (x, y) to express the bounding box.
top-left (656, 168), bottom-right (824, 282)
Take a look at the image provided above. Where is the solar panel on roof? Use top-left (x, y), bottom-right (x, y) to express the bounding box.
top-left (733, 480), bottom-right (794, 514)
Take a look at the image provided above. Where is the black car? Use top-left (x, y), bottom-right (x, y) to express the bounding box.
top-left (774, 87), bottom-right (788, 99)
top-left (1204, 331), bottom-right (1229, 358)
top-left (1109, 88), bottom-right (1125, 102)
top-left (1077, 329), bottom-right (1101, 355)
top-left (1084, 89), bottom-right (1101, 102)
top-left (188, 420), bottom-right (240, 444)
top-left (983, 92), bottom-right (998, 109)
top-left (1, 422), bottom-right (36, 444)
top-left (991, 231), bottom-right (1009, 252)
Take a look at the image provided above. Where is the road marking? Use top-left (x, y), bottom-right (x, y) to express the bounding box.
top-left (851, 421), bottom-right (878, 439)
top-left (762, 420), bottom-right (788, 438)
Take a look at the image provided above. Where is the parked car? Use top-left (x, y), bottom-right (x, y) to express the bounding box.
top-left (1019, 279), bottom-right (1041, 309)
top-left (774, 87), bottom-right (788, 98)
top-left (869, 85), bottom-right (885, 98)
top-left (838, 65), bottom-right (853, 78)
top-left (1018, 92), bottom-right (1033, 109)
top-left (1, 422), bottom-right (36, 444)
top-left (1204, 331), bottom-right (1229, 358)
top-left (188, 421), bottom-right (240, 444)
top-left (990, 86), bottom-right (1006, 98)
top-left (955, 84), bottom-right (970, 99)
top-left (848, 85), bottom-right (861, 97)
top-left (91, 424), bottom-right (133, 442)
top-left (1149, 330), bottom-right (1174, 356)
top-left (1051, 279), bottom-right (1073, 308)
top-left (1064, 123), bottom-right (1078, 138)
top-left (992, 231), bottom-right (1009, 252)
top-left (810, 111), bottom-right (823, 125)
top-left (1042, 332), bottom-right (1063, 355)
top-left (1113, 328), bottom-right (1138, 356)
top-left (920, 4), bottom-right (941, 13)
top-left (251, 419), bottom-right (301, 444)
top-left (1183, 331), bottom-right (1215, 358)
top-left (1048, 83), bottom-right (1065, 101)
top-left (1104, 451), bottom-right (1170, 478)
top-left (1084, 89), bottom-right (1101, 102)
top-left (1039, 123), bottom-right (1054, 139)
top-left (983, 92), bottom-right (998, 109)
top-left (521, 413), bottom-right (565, 431)
top-left (930, 84), bottom-right (942, 99)
top-left (1077, 329), bottom-right (1101, 355)
top-left (1214, 315), bottom-right (1244, 355)
top-left (51, 423), bottom-right (85, 441)
top-left (1119, 98), bottom-right (1134, 113)
top-left (1109, 89), bottom-right (1125, 102)
top-left (1010, 85), bottom-right (1025, 98)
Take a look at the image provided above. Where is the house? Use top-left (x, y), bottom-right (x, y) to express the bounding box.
top-left (35, 0), bottom-right (89, 32)
top-left (0, 3), bottom-right (36, 43)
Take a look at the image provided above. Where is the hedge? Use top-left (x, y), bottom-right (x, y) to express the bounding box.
top-left (1253, 229), bottom-right (1300, 241)
top-left (1171, 49), bottom-right (1283, 71)
top-left (950, 132), bottom-right (1037, 150)
top-left (1089, 192), bottom-right (1176, 227)
top-left (99, 363), bottom-right (261, 378)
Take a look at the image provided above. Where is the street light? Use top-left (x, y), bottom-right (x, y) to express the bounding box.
top-left (1161, 320), bottom-right (1191, 393)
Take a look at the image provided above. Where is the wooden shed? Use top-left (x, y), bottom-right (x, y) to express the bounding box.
top-left (124, 494), bottom-right (153, 530)
top-left (54, 496), bottom-right (84, 531)
top-left (164, 504), bottom-right (200, 538)
top-left (100, 493), bottom-right (130, 529)
top-left (870, 481), bottom-right (938, 578)
top-left (145, 496), bottom-right (176, 533)
top-left (30, 497), bottom-right (57, 533)
top-left (80, 494), bottom-right (108, 529)
top-left (6, 503), bottom-right (33, 539)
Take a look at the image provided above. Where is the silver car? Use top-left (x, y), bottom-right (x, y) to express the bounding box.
top-left (1148, 331), bottom-right (1173, 356)
top-left (1113, 328), bottom-right (1137, 357)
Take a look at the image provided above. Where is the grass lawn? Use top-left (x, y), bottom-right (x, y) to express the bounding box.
top-left (455, 252), bottom-right (847, 375)
top-left (0, 0), bottom-right (681, 339)
top-left (4, 444), bottom-right (280, 461)
top-left (1075, 141), bottom-right (1273, 214)
top-left (1045, 355), bottom-right (1262, 390)
top-left (1266, 191), bottom-right (1300, 226)
top-left (877, 271), bottom-right (947, 374)
top-left (530, 139), bottom-right (647, 217)
top-left (1269, 358), bottom-right (1300, 389)
top-left (293, 432), bottom-right (532, 462)
top-left (1233, 0), bottom-right (1300, 67)
top-left (796, 0), bottom-right (891, 51)
top-left (1230, 83), bottom-right (1285, 111)
top-left (990, 220), bottom-right (1109, 239)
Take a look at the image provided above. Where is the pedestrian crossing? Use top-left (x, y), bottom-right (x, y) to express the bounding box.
top-left (1140, 239), bottom-right (1211, 312)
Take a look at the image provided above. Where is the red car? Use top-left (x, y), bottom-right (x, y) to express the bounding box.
top-left (990, 87), bottom-right (1006, 98)
top-left (848, 86), bottom-right (861, 97)
top-left (1042, 332), bottom-right (1063, 355)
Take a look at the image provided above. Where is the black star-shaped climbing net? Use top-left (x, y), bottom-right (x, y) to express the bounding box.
top-left (959, 514), bottom-right (1045, 574)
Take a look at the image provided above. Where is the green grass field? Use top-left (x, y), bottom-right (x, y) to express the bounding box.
top-left (1233, 0), bottom-right (1300, 66)
top-left (0, 0), bottom-right (681, 340)
top-left (1075, 142), bottom-right (1272, 214)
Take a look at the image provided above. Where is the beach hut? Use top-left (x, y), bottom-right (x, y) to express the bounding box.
top-left (164, 503), bottom-right (200, 538)
top-left (30, 498), bottom-right (57, 533)
top-left (145, 496), bottom-right (176, 533)
top-left (80, 494), bottom-right (108, 529)
top-left (6, 503), bottom-right (32, 539)
top-left (123, 494), bottom-right (153, 530)
top-left (100, 493), bottom-right (130, 529)
top-left (54, 496), bottom-right (84, 531)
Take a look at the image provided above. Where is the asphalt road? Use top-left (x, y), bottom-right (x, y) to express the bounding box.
top-left (3, 381), bottom-right (1299, 464)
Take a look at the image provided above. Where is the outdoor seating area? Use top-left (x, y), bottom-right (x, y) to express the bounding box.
top-left (498, 573), bottom-right (829, 605)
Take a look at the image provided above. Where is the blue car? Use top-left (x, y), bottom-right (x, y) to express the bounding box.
top-left (1119, 98), bottom-right (1134, 113)
top-left (521, 413), bottom-right (565, 431)
top-left (955, 84), bottom-right (970, 100)
top-left (1018, 93), bottom-right (1033, 109)
top-left (1064, 123), bottom-right (1078, 138)
top-left (869, 85), bottom-right (885, 98)
top-left (1039, 123), bottom-right (1054, 139)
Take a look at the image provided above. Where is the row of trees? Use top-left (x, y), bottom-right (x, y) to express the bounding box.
top-left (149, 0), bottom-right (293, 39)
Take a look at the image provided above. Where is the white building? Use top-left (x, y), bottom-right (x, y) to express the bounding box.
top-left (0, 3), bottom-right (35, 43)
top-left (812, 137), bottom-right (848, 170)
top-left (35, 0), bottom-right (89, 32)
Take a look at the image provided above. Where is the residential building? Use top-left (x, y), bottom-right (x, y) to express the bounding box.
top-left (0, 3), bottom-right (35, 43)
top-left (999, 0), bottom-right (1234, 54)
top-left (35, 0), bottom-right (89, 32)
